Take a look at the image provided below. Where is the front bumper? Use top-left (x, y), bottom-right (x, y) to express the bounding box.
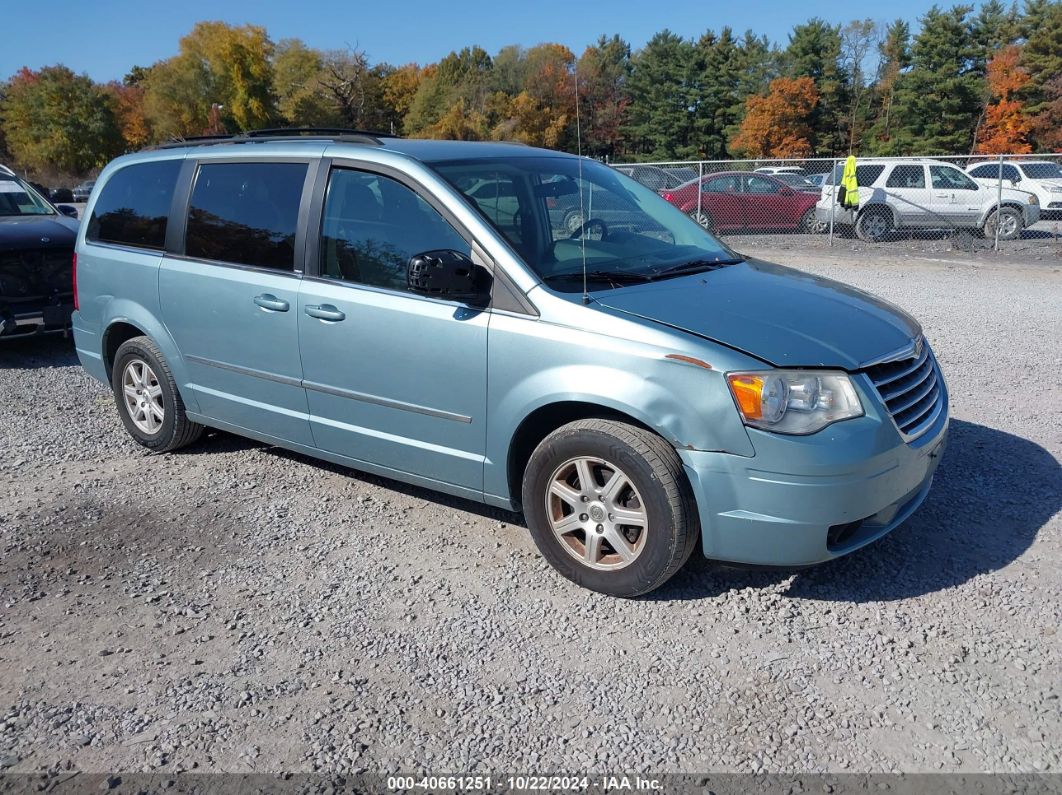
top-left (679, 388), bottom-right (948, 566)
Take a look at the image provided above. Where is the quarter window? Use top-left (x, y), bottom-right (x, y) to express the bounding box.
top-left (320, 169), bottom-right (469, 292)
top-left (886, 165), bottom-right (926, 189)
top-left (185, 162), bottom-right (307, 271)
top-left (87, 160), bottom-right (181, 250)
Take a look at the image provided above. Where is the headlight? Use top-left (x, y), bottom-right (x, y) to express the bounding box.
top-left (1048, 186), bottom-right (1062, 193)
top-left (1028, 195), bottom-right (1039, 205)
top-left (726, 370), bottom-right (864, 434)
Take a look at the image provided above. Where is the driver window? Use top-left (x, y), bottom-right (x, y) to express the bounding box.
top-left (930, 165), bottom-right (978, 191)
top-left (703, 176), bottom-right (739, 193)
top-left (320, 169), bottom-right (469, 291)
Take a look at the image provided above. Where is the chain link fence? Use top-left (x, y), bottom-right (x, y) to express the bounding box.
top-left (612, 154), bottom-right (1062, 251)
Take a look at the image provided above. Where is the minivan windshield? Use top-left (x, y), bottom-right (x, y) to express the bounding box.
top-left (0, 176), bottom-right (55, 217)
top-left (432, 156), bottom-right (739, 290)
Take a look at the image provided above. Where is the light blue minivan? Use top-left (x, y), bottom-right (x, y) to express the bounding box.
top-left (72, 130), bottom-right (948, 596)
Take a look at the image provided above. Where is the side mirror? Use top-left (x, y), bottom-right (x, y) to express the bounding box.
top-left (1010, 177), bottom-right (1021, 185)
top-left (407, 249), bottom-right (488, 303)
top-left (57, 204), bottom-right (79, 218)
top-left (778, 186), bottom-right (794, 196)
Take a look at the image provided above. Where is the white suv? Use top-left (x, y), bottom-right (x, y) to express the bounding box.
top-left (816, 158), bottom-right (1040, 242)
top-left (966, 160), bottom-right (1062, 220)
top-left (754, 166), bottom-right (807, 176)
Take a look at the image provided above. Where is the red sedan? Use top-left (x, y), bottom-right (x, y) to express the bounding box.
top-left (660, 171), bottom-right (821, 233)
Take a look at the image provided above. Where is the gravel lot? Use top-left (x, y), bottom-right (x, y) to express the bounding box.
top-left (0, 244), bottom-right (1059, 782)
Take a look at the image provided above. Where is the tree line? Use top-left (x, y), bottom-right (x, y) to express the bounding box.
top-left (1, 1), bottom-right (1059, 180)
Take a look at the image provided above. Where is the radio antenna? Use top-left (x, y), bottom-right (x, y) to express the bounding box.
top-left (573, 61), bottom-right (589, 305)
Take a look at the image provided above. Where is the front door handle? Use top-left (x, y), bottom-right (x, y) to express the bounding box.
top-left (254, 294), bottom-right (289, 312)
top-left (304, 304), bottom-right (346, 322)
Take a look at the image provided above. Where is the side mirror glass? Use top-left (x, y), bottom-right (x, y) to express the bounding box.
top-left (57, 204), bottom-right (79, 218)
top-left (407, 249), bottom-right (489, 303)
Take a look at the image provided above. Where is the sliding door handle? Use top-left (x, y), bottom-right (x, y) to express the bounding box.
top-left (304, 304), bottom-right (346, 322)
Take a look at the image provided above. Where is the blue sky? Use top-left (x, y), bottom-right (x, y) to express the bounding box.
top-left (4, 0), bottom-right (937, 82)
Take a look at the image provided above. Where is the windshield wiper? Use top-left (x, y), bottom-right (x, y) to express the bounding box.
top-left (650, 258), bottom-right (744, 279)
top-left (542, 270), bottom-right (655, 285)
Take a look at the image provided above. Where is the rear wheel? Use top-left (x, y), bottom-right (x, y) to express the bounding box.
top-left (799, 208), bottom-right (825, 234)
top-left (856, 208), bottom-right (893, 242)
top-left (688, 210), bottom-right (714, 232)
top-left (564, 211), bottom-right (585, 235)
top-left (522, 419), bottom-right (698, 597)
top-left (111, 336), bottom-right (203, 452)
top-left (983, 207), bottom-right (1023, 241)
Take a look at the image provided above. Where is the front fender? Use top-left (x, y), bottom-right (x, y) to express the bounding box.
top-left (483, 311), bottom-right (756, 501)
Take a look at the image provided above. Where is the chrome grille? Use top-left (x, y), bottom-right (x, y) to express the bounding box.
top-left (863, 340), bottom-right (944, 441)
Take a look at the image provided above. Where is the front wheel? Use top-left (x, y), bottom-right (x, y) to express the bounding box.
top-left (983, 207), bottom-right (1023, 241)
top-left (111, 336), bottom-right (204, 452)
top-left (522, 419), bottom-right (698, 597)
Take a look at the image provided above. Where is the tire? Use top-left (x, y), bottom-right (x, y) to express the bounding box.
top-left (799, 208), bottom-right (824, 234)
top-left (111, 336), bottom-right (203, 453)
top-left (564, 211), bottom-right (585, 235)
top-left (688, 210), bottom-right (714, 232)
top-left (983, 206), bottom-right (1023, 241)
top-left (855, 208), bottom-right (893, 242)
top-left (521, 419), bottom-right (699, 598)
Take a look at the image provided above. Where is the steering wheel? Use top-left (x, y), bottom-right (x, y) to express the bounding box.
top-left (568, 218), bottom-right (608, 241)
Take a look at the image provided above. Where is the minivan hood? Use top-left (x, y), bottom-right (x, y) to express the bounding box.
top-left (593, 259), bottom-right (921, 370)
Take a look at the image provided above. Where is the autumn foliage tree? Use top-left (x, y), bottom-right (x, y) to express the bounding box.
top-left (975, 45), bottom-right (1033, 153)
top-left (730, 76), bottom-right (820, 158)
top-left (0, 66), bottom-right (123, 175)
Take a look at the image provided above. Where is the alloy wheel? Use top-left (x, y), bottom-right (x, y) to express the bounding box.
top-left (545, 456), bottom-right (648, 571)
top-left (122, 359), bottom-right (165, 435)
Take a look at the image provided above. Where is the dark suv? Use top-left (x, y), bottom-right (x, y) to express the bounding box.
top-left (0, 168), bottom-right (78, 338)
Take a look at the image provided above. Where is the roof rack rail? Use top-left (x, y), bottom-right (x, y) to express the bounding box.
top-left (154, 127), bottom-right (394, 150)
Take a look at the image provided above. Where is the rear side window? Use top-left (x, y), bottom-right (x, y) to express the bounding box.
top-left (826, 164), bottom-right (885, 186)
top-left (185, 162), bottom-right (307, 271)
top-left (886, 165), bottom-right (926, 189)
top-left (87, 160), bottom-right (181, 250)
top-left (855, 165), bottom-right (885, 185)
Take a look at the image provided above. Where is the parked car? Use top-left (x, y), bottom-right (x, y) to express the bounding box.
top-left (754, 166), bottom-right (808, 176)
top-left (816, 158), bottom-right (1040, 241)
top-left (966, 160), bottom-right (1062, 220)
top-left (613, 164), bottom-right (692, 193)
top-left (660, 171), bottom-right (822, 233)
top-left (1, 167), bottom-right (78, 339)
top-left (805, 173), bottom-right (827, 188)
top-left (73, 131), bottom-right (948, 597)
top-left (72, 180), bottom-right (96, 202)
top-left (49, 187), bottom-right (75, 203)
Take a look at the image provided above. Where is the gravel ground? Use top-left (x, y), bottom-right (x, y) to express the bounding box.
top-left (0, 245), bottom-right (1059, 782)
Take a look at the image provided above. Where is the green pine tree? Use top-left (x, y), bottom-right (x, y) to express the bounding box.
top-left (623, 31), bottom-right (702, 160)
top-left (784, 19), bottom-right (849, 154)
top-left (883, 5), bottom-right (984, 154)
